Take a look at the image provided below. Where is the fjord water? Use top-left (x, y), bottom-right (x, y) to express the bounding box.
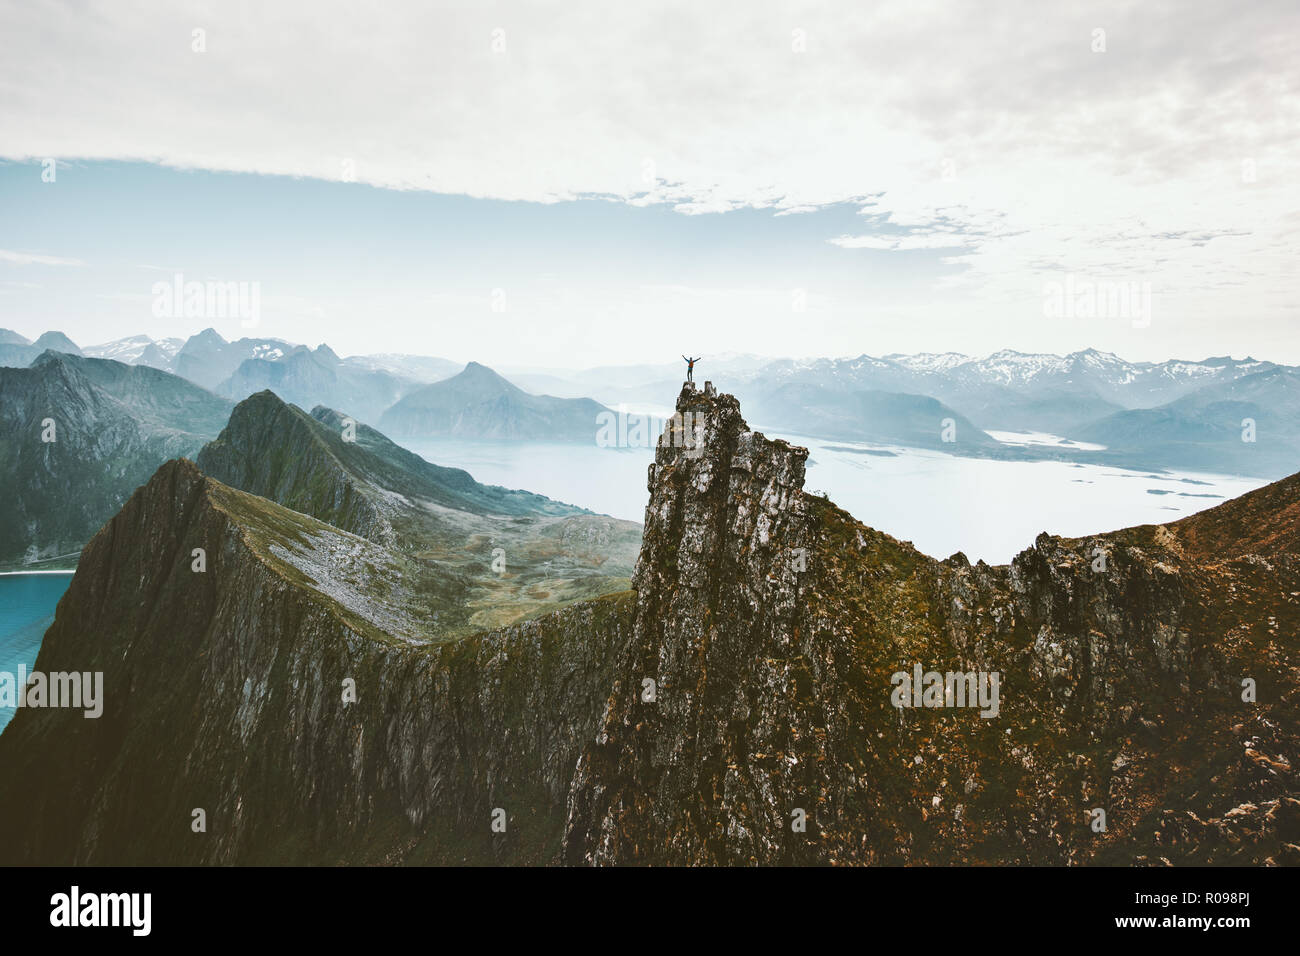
top-left (0, 574), bottom-right (73, 732)
top-left (779, 433), bottom-right (1266, 563)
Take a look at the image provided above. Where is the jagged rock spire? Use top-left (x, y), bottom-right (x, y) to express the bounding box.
top-left (567, 382), bottom-right (816, 863)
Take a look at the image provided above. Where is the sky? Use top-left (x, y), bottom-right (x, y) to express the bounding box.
top-left (0, 0), bottom-right (1297, 367)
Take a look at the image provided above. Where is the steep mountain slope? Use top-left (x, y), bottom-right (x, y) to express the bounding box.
top-left (0, 352), bottom-right (231, 567)
top-left (198, 390), bottom-right (640, 630)
top-left (199, 389), bottom-right (596, 528)
top-left (379, 362), bottom-right (611, 441)
top-left (0, 383), bottom-right (1295, 864)
top-left (217, 344), bottom-right (422, 424)
top-left (38, 351), bottom-right (234, 437)
top-left (0, 457), bottom-right (635, 863)
top-left (1172, 468), bottom-right (1300, 561)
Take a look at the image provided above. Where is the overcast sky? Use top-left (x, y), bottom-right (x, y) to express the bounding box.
top-left (1, 0), bottom-right (1297, 366)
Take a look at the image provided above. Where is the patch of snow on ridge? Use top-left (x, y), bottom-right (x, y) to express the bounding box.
top-left (884, 352), bottom-right (970, 372)
top-left (84, 335), bottom-right (153, 362)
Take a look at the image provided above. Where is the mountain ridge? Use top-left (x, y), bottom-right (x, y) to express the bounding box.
top-left (197, 389), bottom-right (640, 635)
top-left (0, 381), bottom-right (1295, 864)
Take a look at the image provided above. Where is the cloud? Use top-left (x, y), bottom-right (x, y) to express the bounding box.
top-left (829, 234), bottom-right (970, 251)
top-left (0, 0), bottom-right (1296, 359)
top-left (0, 249), bottom-right (85, 266)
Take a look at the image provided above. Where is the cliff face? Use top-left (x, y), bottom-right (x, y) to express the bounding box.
top-left (562, 382), bottom-right (823, 862)
top-left (562, 384), bottom-right (1298, 864)
top-left (1, 383), bottom-right (1296, 864)
top-left (0, 458), bottom-right (633, 864)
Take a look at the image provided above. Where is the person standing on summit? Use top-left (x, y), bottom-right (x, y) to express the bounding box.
top-left (682, 355), bottom-right (700, 383)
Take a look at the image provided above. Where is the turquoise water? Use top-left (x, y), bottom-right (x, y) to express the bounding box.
top-left (0, 574), bottom-right (74, 733)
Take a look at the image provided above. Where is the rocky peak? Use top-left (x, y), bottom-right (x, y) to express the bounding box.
top-left (567, 384), bottom-right (819, 863)
top-left (31, 330), bottom-right (82, 355)
top-left (187, 327), bottom-right (227, 348)
top-left (635, 380), bottom-right (810, 611)
top-left (197, 389), bottom-right (398, 545)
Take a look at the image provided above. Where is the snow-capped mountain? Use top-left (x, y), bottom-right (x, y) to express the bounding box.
top-left (84, 334), bottom-right (186, 366)
top-left (883, 351), bottom-right (971, 373)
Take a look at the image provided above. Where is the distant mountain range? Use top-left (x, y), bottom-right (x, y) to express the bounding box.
top-left (0, 330), bottom-right (84, 368)
top-left (735, 348), bottom-right (1276, 427)
top-left (216, 343), bottom-right (426, 425)
top-left (746, 382), bottom-right (999, 451)
top-left (83, 333), bottom-right (185, 368)
top-left (171, 328), bottom-right (299, 389)
top-left (379, 361), bottom-right (611, 441)
top-left (4, 327), bottom-right (1298, 477)
top-left (716, 348), bottom-right (1300, 474)
top-left (1072, 366), bottom-right (1300, 474)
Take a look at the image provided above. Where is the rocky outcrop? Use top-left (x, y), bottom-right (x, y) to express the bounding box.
top-left (0, 382), bottom-right (1296, 865)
